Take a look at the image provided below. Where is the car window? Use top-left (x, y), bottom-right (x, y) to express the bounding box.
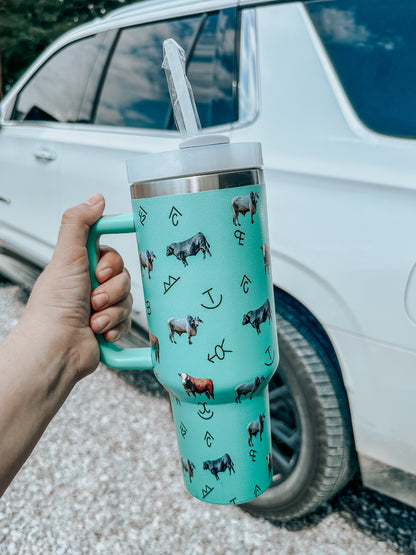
top-left (11, 32), bottom-right (114, 123)
top-left (94, 9), bottom-right (238, 130)
top-left (306, 0), bottom-right (416, 139)
top-left (186, 9), bottom-right (239, 128)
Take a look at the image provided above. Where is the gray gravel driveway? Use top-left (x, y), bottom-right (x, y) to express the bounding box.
top-left (0, 280), bottom-right (414, 554)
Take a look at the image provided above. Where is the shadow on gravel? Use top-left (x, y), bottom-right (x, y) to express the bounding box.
top-left (111, 367), bottom-right (169, 400)
top-left (251, 476), bottom-right (416, 554)
top-left (331, 475), bottom-right (416, 555)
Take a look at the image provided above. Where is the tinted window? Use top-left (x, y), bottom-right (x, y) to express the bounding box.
top-left (12, 32), bottom-right (113, 123)
top-left (94, 9), bottom-right (238, 130)
top-left (187, 10), bottom-right (239, 128)
top-left (306, 0), bottom-right (416, 138)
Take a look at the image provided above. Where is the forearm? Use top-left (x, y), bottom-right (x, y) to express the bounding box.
top-left (0, 319), bottom-right (76, 496)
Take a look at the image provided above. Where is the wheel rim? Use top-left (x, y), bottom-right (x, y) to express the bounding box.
top-left (268, 369), bottom-right (302, 486)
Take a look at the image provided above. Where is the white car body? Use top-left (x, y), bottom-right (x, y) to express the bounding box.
top-left (1, 0), bottom-right (415, 507)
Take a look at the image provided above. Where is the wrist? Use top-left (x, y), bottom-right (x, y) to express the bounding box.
top-left (12, 316), bottom-right (77, 395)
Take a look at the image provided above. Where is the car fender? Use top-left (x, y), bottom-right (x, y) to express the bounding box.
top-left (270, 249), bottom-right (361, 394)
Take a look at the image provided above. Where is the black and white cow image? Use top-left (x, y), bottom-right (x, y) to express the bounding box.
top-left (235, 376), bottom-right (265, 403)
top-left (168, 315), bottom-right (203, 345)
top-left (203, 454), bottom-right (235, 480)
top-left (181, 458), bottom-right (196, 482)
top-left (166, 232), bottom-right (211, 267)
top-left (231, 190), bottom-right (260, 226)
top-left (247, 413), bottom-right (265, 447)
top-left (139, 250), bottom-right (156, 279)
top-left (242, 299), bottom-right (272, 335)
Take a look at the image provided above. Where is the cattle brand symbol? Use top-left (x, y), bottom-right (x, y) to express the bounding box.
top-left (254, 484), bottom-right (262, 497)
top-left (201, 287), bottom-right (223, 310)
top-left (264, 345), bottom-right (276, 366)
top-left (138, 205), bottom-right (148, 226)
top-left (145, 300), bottom-right (151, 315)
top-left (163, 275), bottom-right (180, 295)
top-left (204, 431), bottom-right (215, 447)
top-left (240, 274), bottom-right (252, 294)
top-left (202, 484), bottom-right (214, 499)
top-left (169, 206), bottom-right (182, 226)
top-left (197, 402), bottom-right (214, 420)
top-left (234, 229), bottom-right (246, 246)
top-left (208, 338), bottom-right (232, 363)
top-left (229, 497), bottom-right (237, 504)
top-left (179, 421), bottom-right (188, 438)
top-left (249, 449), bottom-right (257, 462)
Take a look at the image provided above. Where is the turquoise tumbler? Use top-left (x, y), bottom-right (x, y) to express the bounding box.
top-left (87, 139), bottom-right (279, 505)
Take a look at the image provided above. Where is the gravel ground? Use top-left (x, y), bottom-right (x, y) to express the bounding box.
top-left (0, 280), bottom-right (415, 554)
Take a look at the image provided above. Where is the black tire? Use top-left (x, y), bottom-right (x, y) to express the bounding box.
top-left (242, 292), bottom-right (356, 522)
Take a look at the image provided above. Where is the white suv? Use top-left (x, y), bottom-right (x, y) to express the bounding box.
top-left (1, 0), bottom-right (416, 521)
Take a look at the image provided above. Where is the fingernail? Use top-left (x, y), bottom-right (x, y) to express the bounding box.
top-left (97, 267), bottom-right (113, 281)
top-left (84, 193), bottom-right (101, 206)
top-left (93, 315), bottom-right (110, 332)
top-left (91, 293), bottom-right (108, 310)
top-left (107, 329), bottom-right (119, 342)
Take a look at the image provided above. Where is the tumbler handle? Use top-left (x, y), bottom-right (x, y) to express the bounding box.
top-left (87, 213), bottom-right (156, 370)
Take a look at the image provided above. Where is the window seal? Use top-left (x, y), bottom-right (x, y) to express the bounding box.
top-left (90, 29), bottom-right (121, 124)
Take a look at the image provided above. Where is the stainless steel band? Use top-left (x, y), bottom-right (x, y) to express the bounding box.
top-left (130, 168), bottom-right (263, 199)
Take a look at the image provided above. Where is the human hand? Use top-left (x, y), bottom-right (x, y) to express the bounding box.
top-left (20, 193), bottom-right (132, 381)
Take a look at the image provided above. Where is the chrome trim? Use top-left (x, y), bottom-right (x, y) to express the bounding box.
top-left (130, 168), bottom-right (263, 199)
top-left (359, 454), bottom-right (416, 508)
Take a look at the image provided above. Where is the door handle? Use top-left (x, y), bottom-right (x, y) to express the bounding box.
top-left (34, 149), bottom-right (57, 162)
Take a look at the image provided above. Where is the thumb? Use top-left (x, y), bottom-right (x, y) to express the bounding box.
top-left (55, 193), bottom-right (105, 254)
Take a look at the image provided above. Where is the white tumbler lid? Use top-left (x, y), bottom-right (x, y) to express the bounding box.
top-left (126, 141), bottom-right (263, 184)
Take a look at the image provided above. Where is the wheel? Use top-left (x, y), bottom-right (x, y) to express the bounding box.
top-left (242, 292), bottom-right (356, 522)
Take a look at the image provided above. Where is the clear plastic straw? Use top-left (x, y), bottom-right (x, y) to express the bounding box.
top-left (162, 38), bottom-right (202, 140)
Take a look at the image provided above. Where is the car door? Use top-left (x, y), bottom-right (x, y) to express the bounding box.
top-left (0, 31), bottom-right (115, 263)
top-left (58, 9), bottom-right (240, 324)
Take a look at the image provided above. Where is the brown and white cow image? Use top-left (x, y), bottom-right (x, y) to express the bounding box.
top-left (178, 372), bottom-right (215, 400)
top-left (149, 331), bottom-right (160, 363)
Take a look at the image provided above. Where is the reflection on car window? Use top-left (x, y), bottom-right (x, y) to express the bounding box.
top-left (187, 9), bottom-right (238, 128)
top-left (306, 0), bottom-right (416, 138)
top-left (12, 33), bottom-right (113, 124)
top-left (95, 9), bottom-right (238, 130)
top-left (95, 17), bottom-right (200, 129)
